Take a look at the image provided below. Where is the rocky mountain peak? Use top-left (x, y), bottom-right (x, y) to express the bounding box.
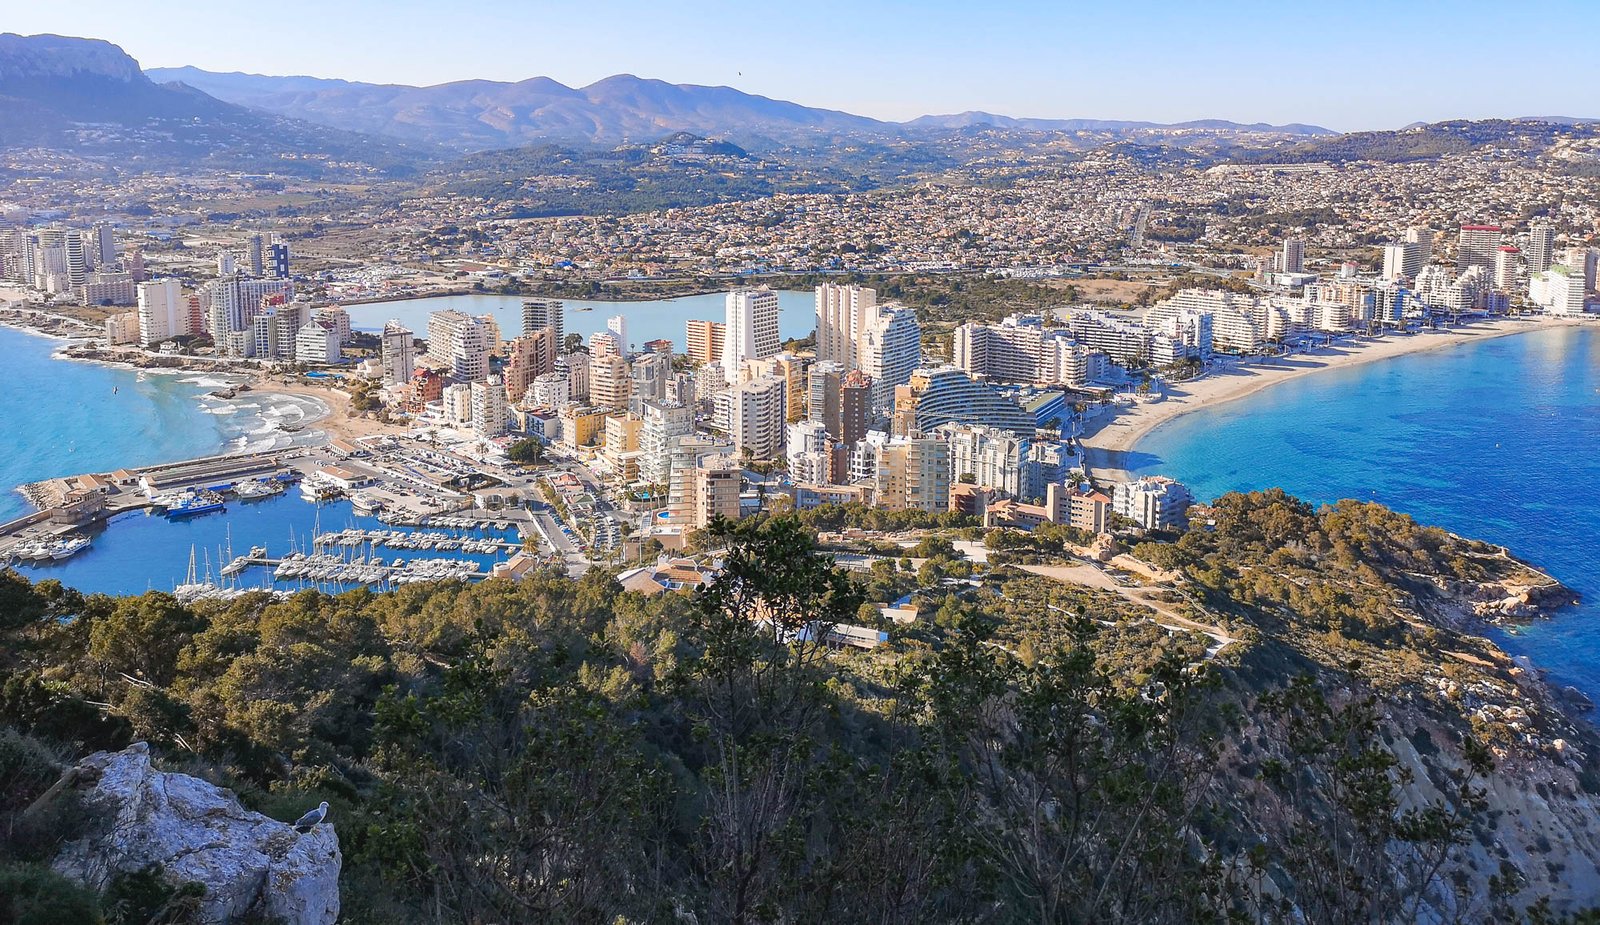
top-left (0, 33), bottom-right (147, 84)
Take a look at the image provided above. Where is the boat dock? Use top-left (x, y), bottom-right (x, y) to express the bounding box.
top-left (220, 551), bottom-right (490, 587)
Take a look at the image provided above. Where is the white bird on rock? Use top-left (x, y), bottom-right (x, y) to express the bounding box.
top-left (293, 801), bottom-right (329, 833)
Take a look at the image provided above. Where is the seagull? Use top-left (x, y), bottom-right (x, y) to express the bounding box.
top-left (293, 801), bottom-right (329, 833)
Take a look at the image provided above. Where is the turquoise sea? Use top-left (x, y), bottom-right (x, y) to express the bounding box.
top-left (1130, 324), bottom-right (1600, 695)
top-left (0, 327), bottom-right (325, 523)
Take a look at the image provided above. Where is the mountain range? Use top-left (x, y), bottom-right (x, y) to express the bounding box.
top-left (0, 33), bottom-right (424, 175)
top-left (7, 32), bottom-right (1596, 186)
top-left (144, 65), bottom-right (1337, 152)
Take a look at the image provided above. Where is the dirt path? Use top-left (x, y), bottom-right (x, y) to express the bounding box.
top-left (1019, 562), bottom-right (1237, 653)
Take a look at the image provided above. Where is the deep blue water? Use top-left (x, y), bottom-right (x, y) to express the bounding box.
top-left (1131, 325), bottom-right (1600, 694)
top-left (343, 290), bottom-right (816, 347)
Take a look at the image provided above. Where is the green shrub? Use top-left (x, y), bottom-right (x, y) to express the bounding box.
top-left (0, 862), bottom-right (104, 925)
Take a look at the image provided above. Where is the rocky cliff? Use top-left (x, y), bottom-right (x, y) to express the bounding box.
top-left (52, 743), bottom-right (340, 925)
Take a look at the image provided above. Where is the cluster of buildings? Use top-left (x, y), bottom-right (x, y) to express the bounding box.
top-left (96, 237), bottom-right (354, 364)
top-left (1380, 223), bottom-right (1597, 315)
top-left (374, 283), bottom-right (1194, 542)
top-left (0, 223), bottom-right (141, 306)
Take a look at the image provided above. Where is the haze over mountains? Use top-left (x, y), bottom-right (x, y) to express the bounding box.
top-left (5, 31), bottom-right (1597, 188)
top-left (0, 33), bottom-right (424, 175)
top-left (143, 65), bottom-right (1336, 152)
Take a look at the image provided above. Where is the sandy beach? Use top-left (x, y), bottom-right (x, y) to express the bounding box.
top-left (1080, 316), bottom-right (1597, 483)
top-left (243, 372), bottom-right (401, 444)
top-left (0, 306), bottom-right (401, 448)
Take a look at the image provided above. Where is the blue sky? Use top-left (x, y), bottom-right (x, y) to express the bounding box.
top-left (4, 0), bottom-right (1597, 130)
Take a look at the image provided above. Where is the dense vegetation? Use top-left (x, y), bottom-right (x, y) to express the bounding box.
top-left (0, 498), bottom-right (1594, 923)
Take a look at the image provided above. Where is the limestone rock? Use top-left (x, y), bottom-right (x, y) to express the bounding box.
top-left (52, 743), bottom-right (339, 925)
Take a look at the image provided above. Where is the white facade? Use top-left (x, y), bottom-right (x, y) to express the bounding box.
top-left (531, 372), bottom-right (570, 408)
top-left (1526, 225), bottom-right (1556, 274)
top-left (1530, 264), bottom-right (1588, 315)
top-left (722, 374), bottom-right (786, 459)
top-left (442, 383), bottom-right (473, 427)
top-left (860, 304), bottom-right (921, 412)
top-left (814, 283), bottom-right (877, 367)
top-left (200, 275), bottom-right (292, 338)
top-left (136, 279), bottom-right (188, 347)
top-left (723, 288), bottom-right (781, 385)
top-left (522, 299), bottom-right (565, 340)
top-left (380, 321), bottom-right (415, 384)
top-left (1113, 476), bottom-right (1193, 530)
top-left (471, 376), bottom-right (510, 437)
top-left (294, 323), bottom-right (340, 364)
top-left (938, 423), bottom-right (1042, 500)
top-left (606, 314), bottom-right (629, 355)
top-left (640, 400), bottom-right (694, 485)
top-left (785, 420), bottom-right (832, 486)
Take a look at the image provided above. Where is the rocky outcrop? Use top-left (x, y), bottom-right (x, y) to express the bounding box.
top-left (0, 33), bottom-right (145, 83)
top-left (52, 743), bottom-right (339, 925)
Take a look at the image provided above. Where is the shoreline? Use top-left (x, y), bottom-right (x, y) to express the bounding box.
top-left (1080, 316), bottom-right (1598, 483)
top-left (1, 313), bottom-right (400, 468)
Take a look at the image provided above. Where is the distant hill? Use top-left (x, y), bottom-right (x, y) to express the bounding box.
top-left (146, 65), bottom-right (1334, 152)
top-left (904, 111), bottom-right (1333, 135)
top-left (1233, 118), bottom-right (1600, 165)
top-left (0, 34), bottom-right (429, 176)
top-left (145, 66), bottom-right (892, 152)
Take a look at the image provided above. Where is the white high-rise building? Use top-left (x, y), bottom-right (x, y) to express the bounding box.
top-left (952, 315), bottom-right (1105, 387)
top-left (451, 318), bottom-right (490, 382)
top-left (785, 420), bottom-right (833, 486)
top-left (200, 275), bottom-right (292, 338)
top-left (557, 352), bottom-right (590, 402)
top-left (860, 304), bottom-right (921, 413)
top-left (93, 224), bottom-right (117, 268)
top-left (522, 299), bottom-right (565, 341)
top-left (531, 372), bottom-right (569, 408)
top-left (294, 322), bottom-right (340, 364)
top-left (471, 376), bottom-right (510, 437)
top-left (427, 310), bottom-right (491, 382)
top-left (813, 283), bottom-right (921, 409)
top-left (136, 279), bottom-right (188, 347)
top-left (1530, 264), bottom-right (1588, 315)
top-left (1526, 224), bottom-right (1556, 274)
top-left (718, 374), bottom-right (787, 459)
top-left (639, 400), bottom-right (694, 485)
top-left (380, 321), bottom-right (416, 384)
top-left (442, 383), bottom-right (473, 427)
top-left (1494, 246), bottom-right (1521, 290)
top-left (1280, 237), bottom-right (1305, 274)
top-left (815, 283), bottom-right (877, 366)
top-left (723, 288), bottom-right (780, 385)
top-left (1456, 225), bottom-right (1502, 274)
top-left (606, 315), bottom-right (629, 355)
top-left (1113, 476), bottom-right (1193, 530)
top-left (938, 422), bottom-right (1042, 500)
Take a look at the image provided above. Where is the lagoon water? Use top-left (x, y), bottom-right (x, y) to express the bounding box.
top-left (1131, 325), bottom-right (1600, 695)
